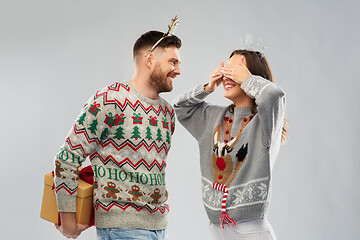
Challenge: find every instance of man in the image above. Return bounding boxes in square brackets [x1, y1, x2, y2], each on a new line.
[54, 29, 181, 239]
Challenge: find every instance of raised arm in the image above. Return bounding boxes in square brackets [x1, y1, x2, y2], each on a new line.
[241, 75, 286, 148]
[174, 61, 225, 141]
[223, 57, 286, 148]
[173, 84, 213, 141]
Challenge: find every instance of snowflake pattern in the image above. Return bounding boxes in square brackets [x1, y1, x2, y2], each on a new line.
[257, 183, 268, 200]
[202, 183, 210, 199]
[201, 177, 269, 210]
[243, 77, 271, 99]
[207, 191, 224, 207]
[233, 188, 246, 205]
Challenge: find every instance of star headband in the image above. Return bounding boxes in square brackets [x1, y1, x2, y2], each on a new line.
[149, 15, 180, 52]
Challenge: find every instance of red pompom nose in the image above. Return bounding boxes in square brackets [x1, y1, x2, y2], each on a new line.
[216, 157, 226, 171]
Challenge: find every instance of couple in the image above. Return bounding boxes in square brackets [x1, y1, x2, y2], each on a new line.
[53, 27, 286, 240]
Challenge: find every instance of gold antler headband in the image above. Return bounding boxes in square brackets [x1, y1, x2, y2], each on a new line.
[149, 15, 180, 52]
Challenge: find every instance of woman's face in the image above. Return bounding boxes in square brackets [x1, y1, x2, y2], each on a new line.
[223, 54, 247, 102]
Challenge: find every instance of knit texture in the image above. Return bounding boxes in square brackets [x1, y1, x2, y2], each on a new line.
[173, 75, 286, 225]
[54, 81, 175, 230]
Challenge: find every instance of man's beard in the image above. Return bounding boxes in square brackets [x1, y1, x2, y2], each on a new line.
[149, 66, 173, 94]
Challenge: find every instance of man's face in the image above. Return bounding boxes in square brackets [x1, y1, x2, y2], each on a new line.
[149, 46, 181, 93]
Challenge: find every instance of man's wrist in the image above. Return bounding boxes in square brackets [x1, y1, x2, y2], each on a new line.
[60, 212, 77, 226]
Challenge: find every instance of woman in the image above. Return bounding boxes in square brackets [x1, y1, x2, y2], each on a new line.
[173, 49, 287, 240]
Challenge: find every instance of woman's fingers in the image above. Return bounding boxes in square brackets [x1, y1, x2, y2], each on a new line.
[212, 72, 222, 80]
[220, 60, 224, 68]
[207, 63, 226, 92]
[211, 69, 224, 81]
[223, 64, 251, 84]
[223, 67, 233, 79]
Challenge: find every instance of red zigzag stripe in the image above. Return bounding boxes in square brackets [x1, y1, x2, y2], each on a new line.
[55, 185, 77, 195]
[70, 127, 169, 155]
[66, 137, 91, 157]
[95, 89, 174, 116]
[107, 82, 130, 92]
[73, 125, 99, 145]
[90, 154, 166, 168]
[94, 202, 169, 214]
[99, 140, 170, 154]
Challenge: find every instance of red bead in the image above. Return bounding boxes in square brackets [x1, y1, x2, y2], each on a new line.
[229, 119, 233, 123]
[225, 130, 229, 134]
[231, 137, 234, 140]
[224, 117, 229, 121]
[250, 116, 253, 120]
[224, 139, 229, 143]
[243, 118, 247, 122]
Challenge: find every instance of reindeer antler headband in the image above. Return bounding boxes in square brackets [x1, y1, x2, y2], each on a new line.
[149, 15, 180, 52]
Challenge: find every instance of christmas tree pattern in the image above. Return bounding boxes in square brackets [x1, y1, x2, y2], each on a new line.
[162, 118, 169, 129]
[100, 128, 109, 140]
[88, 119, 98, 134]
[115, 126, 125, 140]
[145, 126, 153, 140]
[148, 116, 158, 127]
[166, 131, 170, 144]
[132, 113, 143, 124]
[88, 101, 101, 116]
[156, 128, 163, 142]
[77, 112, 86, 126]
[131, 126, 141, 140]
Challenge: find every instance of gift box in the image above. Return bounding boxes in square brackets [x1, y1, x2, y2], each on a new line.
[40, 166, 94, 226]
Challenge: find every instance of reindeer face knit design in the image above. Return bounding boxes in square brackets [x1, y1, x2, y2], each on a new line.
[173, 75, 286, 226]
[54, 81, 175, 230]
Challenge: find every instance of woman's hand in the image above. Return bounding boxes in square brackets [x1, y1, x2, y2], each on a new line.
[223, 57, 251, 85]
[205, 61, 224, 92]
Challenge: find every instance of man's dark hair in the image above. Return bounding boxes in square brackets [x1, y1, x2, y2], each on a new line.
[133, 31, 182, 58]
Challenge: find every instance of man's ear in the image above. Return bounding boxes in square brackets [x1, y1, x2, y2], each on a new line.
[144, 52, 154, 69]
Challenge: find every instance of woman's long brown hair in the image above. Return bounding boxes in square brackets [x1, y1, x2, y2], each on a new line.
[229, 50, 288, 144]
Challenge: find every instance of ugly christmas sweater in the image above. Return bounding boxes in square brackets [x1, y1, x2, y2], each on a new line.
[54, 81, 175, 230]
[173, 75, 286, 226]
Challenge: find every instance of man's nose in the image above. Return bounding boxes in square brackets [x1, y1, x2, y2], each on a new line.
[174, 65, 181, 75]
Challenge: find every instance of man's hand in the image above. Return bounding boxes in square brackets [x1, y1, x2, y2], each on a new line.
[205, 61, 224, 92]
[55, 212, 88, 239]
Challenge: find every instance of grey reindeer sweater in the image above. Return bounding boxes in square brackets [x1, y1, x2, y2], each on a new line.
[173, 75, 286, 225]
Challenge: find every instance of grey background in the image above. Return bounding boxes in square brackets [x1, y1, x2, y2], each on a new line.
[1, 0, 359, 239]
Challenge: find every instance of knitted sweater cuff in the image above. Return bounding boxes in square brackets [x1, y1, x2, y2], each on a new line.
[172, 84, 211, 107]
[56, 194, 77, 212]
[241, 75, 271, 99]
[194, 84, 212, 100]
